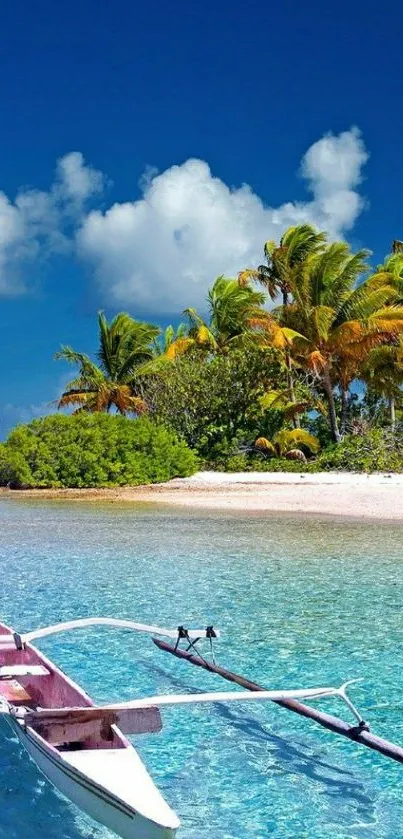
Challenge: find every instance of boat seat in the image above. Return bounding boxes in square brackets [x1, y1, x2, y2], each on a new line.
[0, 665, 50, 679]
[0, 679, 32, 705]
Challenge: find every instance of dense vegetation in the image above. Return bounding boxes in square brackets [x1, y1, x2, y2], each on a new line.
[143, 347, 286, 461]
[210, 429, 403, 474]
[3, 226, 403, 484]
[0, 415, 198, 488]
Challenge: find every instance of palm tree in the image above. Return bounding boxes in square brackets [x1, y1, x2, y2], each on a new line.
[183, 275, 267, 352]
[277, 243, 403, 442]
[239, 225, 327, 421]
[239, 224, 327, 305]
[56, 312, 160, 414]
[361, 342, 403, 430]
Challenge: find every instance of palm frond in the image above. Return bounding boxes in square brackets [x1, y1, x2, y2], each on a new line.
[312, 306, 334, 341]
[184, 307, 207, 331]
[369, 306, 403, 323]
[58, 389, 98, 409]
[259, 390, 308, 417]
[259, 390, 289, 410]
[56, 347, 104, 382]
[361, 343, 403, 397]
[164, 336, 194, 359]
[55, 346, 93, 367]
[273, 428, 320, 455]
[237, 269, 259, 287]
[97, 312, 159, 379]
[254, 264, 278, 299]
[117, 346, 156, 381]
[97, 311, 114, 375]
[334, 283, 397, 325]
[254, 437, 276, 455]
[112, 385, 147, 415]
[305, 349, 327, 373]
[281, 225, 327, 267]
[56, 311, 160, 416]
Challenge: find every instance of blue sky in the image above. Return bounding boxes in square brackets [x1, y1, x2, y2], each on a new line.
[0, 0, 402, 437]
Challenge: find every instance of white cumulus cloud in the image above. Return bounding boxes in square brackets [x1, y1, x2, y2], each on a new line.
[0, 152, 105, 295]
[0, 129, 369, 306]
[56, 151, 106, 205]
[77, 127, 369, 314]
[300, 127, 368, 233]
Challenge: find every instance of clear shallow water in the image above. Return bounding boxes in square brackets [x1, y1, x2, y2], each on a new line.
[1, 500, 403, 839]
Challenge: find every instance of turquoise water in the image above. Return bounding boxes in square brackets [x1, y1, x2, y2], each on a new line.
[1, 500, 403, 839]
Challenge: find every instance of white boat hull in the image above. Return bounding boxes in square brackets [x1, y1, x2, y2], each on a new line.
[7, 717, 178, 839]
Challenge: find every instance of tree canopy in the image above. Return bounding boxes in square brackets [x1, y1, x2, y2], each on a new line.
[56, 312, 159, 414]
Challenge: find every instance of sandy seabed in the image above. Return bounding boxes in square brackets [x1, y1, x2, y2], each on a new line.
[2, 471, 403, 521]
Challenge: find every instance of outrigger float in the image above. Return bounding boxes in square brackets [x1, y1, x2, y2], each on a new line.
[1, 617, 403, 839]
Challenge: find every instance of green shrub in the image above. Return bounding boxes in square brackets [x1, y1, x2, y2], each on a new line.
[143, 347, 287, 457]
[0, 444, 37, 487]
[205, 450, 319, 473]
[0, 414, 198, 488]
[317, 429, 403, 473]
[217, 453, 249, 472]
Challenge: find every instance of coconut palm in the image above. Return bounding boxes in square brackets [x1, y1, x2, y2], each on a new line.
[277, 243, 403, 441]
[239, 226, 327, 421]
[183, 275, 267, 352]
[56, 312, 160, 414]
[361, 342, 403, 430]
[239, 224, 327, 305]
[332, 250, 403, 432]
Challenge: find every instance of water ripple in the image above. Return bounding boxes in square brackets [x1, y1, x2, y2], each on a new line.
[1, 500, 403, 838]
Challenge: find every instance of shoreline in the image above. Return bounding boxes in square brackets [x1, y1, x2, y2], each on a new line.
[2, 471, 403, 521]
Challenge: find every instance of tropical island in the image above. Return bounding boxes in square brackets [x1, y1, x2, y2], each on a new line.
[2, 224, 403, 517]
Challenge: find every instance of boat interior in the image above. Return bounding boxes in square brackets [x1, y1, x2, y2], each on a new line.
[0, 622, 125, 750]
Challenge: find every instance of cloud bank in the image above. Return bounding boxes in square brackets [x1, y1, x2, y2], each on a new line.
[0, 128, 368, 310]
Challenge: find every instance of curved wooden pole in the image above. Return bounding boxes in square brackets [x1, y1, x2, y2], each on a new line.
[153, 638, 403, 765]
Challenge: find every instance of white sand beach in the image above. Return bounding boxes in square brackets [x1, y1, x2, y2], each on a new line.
[3, 471, 403, 521]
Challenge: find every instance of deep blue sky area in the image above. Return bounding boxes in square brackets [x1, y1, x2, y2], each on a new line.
[0, 0, 402, 436]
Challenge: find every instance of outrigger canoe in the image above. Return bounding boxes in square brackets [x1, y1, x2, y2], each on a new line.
[1, 617, 403, 838]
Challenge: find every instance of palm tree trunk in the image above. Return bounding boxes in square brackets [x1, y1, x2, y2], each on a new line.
[286, 351, 300, 429]
[322, 370, 341, 443]
[281, 286, 300, 426]
[390, 396, 396, 431]
[340, 387, 348, 437]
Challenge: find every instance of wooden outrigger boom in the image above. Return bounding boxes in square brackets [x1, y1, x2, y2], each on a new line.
[153, 637, 403, 766]
[22, 682, 361, 731]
